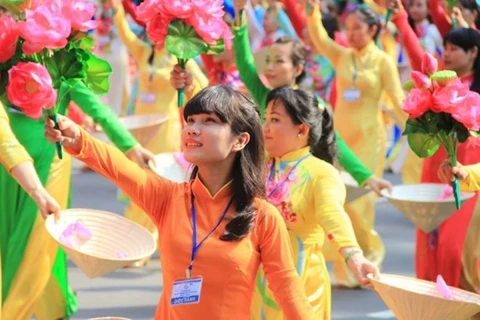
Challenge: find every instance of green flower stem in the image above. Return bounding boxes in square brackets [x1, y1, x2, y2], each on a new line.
[452, 17, 457, 29]
[177, 57, 187, 108]
[385, 9, 392, 27]
[46, 109, 63, 160]
[440, 132, 460, 209]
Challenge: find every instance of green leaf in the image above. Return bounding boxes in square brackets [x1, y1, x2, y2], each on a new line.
[44, 50, 86, 89]
[82, 51, 112, 95]
[205, 39, 225, 55]
[435, 112, 454, 133]
[407, 133, 441, 158]
[0, 0, 27, 13]
[403, 118, 427, 135]
[70, 33, 96, 51]
[455, 122, 470, 143]
[165, 19, 208, 60]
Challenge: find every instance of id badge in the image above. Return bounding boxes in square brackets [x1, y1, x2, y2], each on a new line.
[140, 92, 156, 104]
[343, 88, 361, 102]
[170, 277, 203, 306]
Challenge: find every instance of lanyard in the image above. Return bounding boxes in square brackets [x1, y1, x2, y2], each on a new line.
[267, 153, 311, 197]
[187, 194, 233, 278]
[351, 51, 372, 84]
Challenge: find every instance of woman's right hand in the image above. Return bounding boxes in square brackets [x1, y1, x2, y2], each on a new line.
[44, 114, 82, 152]
[438, 160, 469, 183]
[170, 64, 195, 99]
[30, 186, 61, 220]
[386, 0, 404, 20]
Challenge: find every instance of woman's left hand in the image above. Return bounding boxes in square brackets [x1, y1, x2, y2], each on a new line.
[346, 252, 379, 288]
[126, 145, 155, 168]
[365, 176, 393, 196]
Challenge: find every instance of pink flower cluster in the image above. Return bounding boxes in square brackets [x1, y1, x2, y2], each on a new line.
[402, 53, 480, 131]
[0, 0, 98, 55]
[136, 0, 233, 49]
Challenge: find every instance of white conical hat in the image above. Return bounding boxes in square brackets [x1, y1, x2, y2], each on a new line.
[45, 209, 157, 279]
[339, 171, 371, 203]
[93, 114, 169, 146]
[369, 274, 480, 320]
[381, 184, 475, 233]
[149, 152, 191, 183]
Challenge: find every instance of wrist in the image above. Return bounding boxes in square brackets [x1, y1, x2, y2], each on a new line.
[28, 185, 45, 200]
[341, 247, 363, 263]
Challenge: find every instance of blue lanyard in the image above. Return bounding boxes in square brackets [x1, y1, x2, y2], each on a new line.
[267, 153, 311, 197]
[187, 194, 233, 278]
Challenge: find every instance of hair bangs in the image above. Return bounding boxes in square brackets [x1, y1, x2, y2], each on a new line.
[183, 85, 235, 124]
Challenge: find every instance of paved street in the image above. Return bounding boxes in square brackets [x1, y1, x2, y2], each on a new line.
[69, 165, 412, 320]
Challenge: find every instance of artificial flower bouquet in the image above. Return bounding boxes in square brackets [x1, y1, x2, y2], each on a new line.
[402, 52, 480, 209]
[136, 0, 233, 107]
[0, 0, 112, 159]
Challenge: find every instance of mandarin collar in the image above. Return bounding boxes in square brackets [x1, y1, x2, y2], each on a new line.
[271, 146, 311, 163]
[191, 176, 233, 201]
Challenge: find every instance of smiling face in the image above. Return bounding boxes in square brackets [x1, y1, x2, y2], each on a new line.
[182, 113, 242, 165]
[265, 42, 302, 88]
[263, 99, 309, 158]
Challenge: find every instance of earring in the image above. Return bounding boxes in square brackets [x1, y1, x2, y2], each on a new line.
[297, 133, 302, 137]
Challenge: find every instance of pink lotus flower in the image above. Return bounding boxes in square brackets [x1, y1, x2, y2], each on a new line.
[162, 0, 194, 19]
[146, 14, 173, 48]
[192, 0, 225, 20]
[6, 62, 57, 120]
[267, 180, 289, 207]
[0, 15, 19, 63]
[136, 0, 164, 23]
[402, 88, 432, 118]
[421, 52, 438, 75]
[450, 92, 480, 131]
[18, 1, 71, 54]
[187, 15, 233, 48]
[411, 71, 431, 89]
[61, 0, 98, 31]
[432, 79, 470, 113]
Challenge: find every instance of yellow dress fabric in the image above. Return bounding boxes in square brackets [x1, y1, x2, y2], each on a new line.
[251, 147, 359, 320]
[0, 103, 31, 320]
[3, 155, 72, 320]
[307, 5, 407, 287]
[114, 5, 208, 244]
[0, 104, 32, 173]
[0, 105, 71, 319]
[460, 163, 480, 319]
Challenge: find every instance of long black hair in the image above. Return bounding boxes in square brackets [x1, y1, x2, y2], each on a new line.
[459, 0, 480, 29]
[444, 27, 480, 93]
[183, 85, 266, 241]
[265, 86, 337, 164]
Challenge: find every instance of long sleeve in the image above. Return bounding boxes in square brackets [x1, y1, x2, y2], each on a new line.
[233, 22, 270, 114]
[187, 58, 209, 94]
[335, 132, 373, 185]
[306, 5, 345, 67]
[281, 0, 306, 37]
[121, 0, 145, 27]
[200, 54, 220, 84]
[428, 0, 451, 37]
[0, 105, 32, 172]
[67, 129, 174, 225]
[461, 163, 480, 192]
[276, 6, 298, 38]
[69, 81, 138, 153]
[113, 5, 149, 61]
[312, 163, 359, 251]
[258, 202, 315, 320]
[393, 10, 423, 71]
[380, 53, 408, 130]
[246, 2, 266, 52]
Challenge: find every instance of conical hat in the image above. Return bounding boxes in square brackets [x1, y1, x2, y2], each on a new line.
[148, 152, 191, 183]
[381, 184, 475, 233]
[369, 274, 480, 320]
[45, 209, 157, 279]
[93, 114, 169, 146]
[339, 171, 371, 203]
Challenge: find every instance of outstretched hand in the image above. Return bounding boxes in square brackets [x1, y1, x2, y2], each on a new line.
[44, 114, 82, 151]
[438, 160, 469, 183]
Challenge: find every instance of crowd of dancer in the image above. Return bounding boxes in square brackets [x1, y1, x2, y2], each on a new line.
[2, 0, 480, 319]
